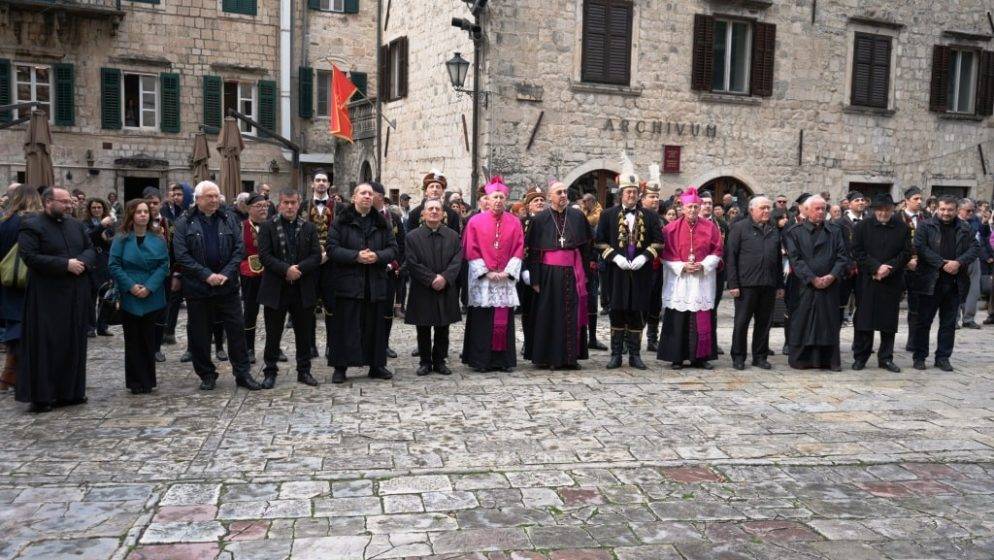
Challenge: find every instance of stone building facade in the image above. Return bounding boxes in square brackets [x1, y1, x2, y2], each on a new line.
[383, 0, 994, 205]
[0, 0, 375, 202]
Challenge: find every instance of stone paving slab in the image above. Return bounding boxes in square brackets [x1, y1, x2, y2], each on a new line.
[0, 307, 993, 558]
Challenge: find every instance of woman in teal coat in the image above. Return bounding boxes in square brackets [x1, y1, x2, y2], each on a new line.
[108, 200, 170, 394]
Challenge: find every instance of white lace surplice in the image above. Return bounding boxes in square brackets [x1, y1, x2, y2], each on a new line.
[660, 255, 721, 312]
[467, 257, 522, 308]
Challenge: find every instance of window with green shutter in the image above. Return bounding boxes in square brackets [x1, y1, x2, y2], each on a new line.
[350, 71, 367, 98]
[0, 59, 11, 124]
[222, 0, 256, 16]
[101, 67, 122, 130]
[160, 72, 180, 133]
[298, 67, 313, 119]
[258, 79, 276, 137]
[344, 0, 358, 13]
[203, 75, 222, 131]
[53, 63, 74, 126]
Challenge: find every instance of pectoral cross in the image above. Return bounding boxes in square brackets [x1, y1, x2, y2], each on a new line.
[558, 236, 566, 248]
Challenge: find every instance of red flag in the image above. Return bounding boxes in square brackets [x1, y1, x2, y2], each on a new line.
[328, 65, 358, 143]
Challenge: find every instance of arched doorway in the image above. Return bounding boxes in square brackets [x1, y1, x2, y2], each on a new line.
[360, 160, 373, 184]
[700, 176, 753, 211]
[569, 169, 616, 208]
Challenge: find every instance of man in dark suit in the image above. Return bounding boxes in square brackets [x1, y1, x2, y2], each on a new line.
[256, 188, 324, 388]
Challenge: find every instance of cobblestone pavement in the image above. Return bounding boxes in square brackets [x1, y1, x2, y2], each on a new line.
[1, 305, 994, 559]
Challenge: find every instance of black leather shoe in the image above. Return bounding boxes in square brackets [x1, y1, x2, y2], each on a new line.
[691, 361, 714, 370]
[879, 361, 901, 373]
[411, 348, 420, 357]
[588, 338, 608, 351]
[310, 347, 319, 359]
[913, 360, 927, 370]
[297, 372, 319, 386]
[716, 345, 724, 355]
[606, 354, 623, 369]
[753, 360, 772, 370]
[331, 369, 347, 384]
[732, 360, 746, 371]
[629, 354, 647, 370]
[852, 361, 865, 371]
[155, 351, 166, 363]
[984, 316, 994, 325]
[199, 377, 216, 391]
[416, 365, 432, 376]
[962, 321, 982, 330]
[29, 402, 53, 413]
[216, 349, 228, 362]
[781, 344, 789, 355]
[828, 366, 842, 372]
[935, 359, 954, 372]
[97, 329, 113, 337]
[904, 344, 915, 352]
[87, 330, 96, 338]
[180, 351, 193, 363]
[235, 375, 262, 391]
[386, 348, 398, 359]
[249, 355, 257, 364]
[261, 374, 277, 389]
[278, 351, 289, 362]
[671, 362, 683, 370]
[369, 366, 393, 380]
[435, 363, 452, 375]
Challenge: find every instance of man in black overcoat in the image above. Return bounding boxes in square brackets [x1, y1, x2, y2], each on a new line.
[851, 193, 911, 372]
[405, 199, 462, 376]
[257, 188, 324, 388]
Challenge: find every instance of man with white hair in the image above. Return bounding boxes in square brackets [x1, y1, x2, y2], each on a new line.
[172, 181, 262, 391]
[726, 196, 782, 370]
[781, 195, 850, 371]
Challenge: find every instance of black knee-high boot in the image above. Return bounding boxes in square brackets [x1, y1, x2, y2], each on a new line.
[588, 314, 607, 350]
[606, 329, 624, 369]
[627, 330, 647, 370]
[645, 317, 659, 352]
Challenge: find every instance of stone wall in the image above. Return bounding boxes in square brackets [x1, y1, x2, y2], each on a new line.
[473, 0, 994, 201]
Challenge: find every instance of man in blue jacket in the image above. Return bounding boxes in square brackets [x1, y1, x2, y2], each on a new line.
[172, 181, 262, 391]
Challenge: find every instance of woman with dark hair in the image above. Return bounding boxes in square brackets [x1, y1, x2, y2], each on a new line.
[84, 197, 116, 336]
[108, 200, 169, 394]
[0, 185, 43, 391]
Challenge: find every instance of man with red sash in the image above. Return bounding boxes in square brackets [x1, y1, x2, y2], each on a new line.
[526, 181, 594, 370]
[595, 160, 664, 370]
[657, 188, 724, 370]
[239, 194, 271, 364]
[461, 177, 525, 372]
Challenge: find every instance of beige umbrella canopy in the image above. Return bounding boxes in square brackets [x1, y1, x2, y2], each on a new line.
[216, 117, 244, 202]
[24, 110, 55, 191]
[191, 132, 211, 185]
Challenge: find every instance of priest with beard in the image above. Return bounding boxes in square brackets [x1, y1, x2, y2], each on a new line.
[325, 183, 399, 383]
[657, 188, 724, 370]
[16, 187, 96, 413]
[782, 195, 850, 371]
[527, 180, 594, 369]
[462, 177, 525, 372]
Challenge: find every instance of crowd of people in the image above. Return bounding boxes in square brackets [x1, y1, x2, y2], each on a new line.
[0, 156, 990, 412]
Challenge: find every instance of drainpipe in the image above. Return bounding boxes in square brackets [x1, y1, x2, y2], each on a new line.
[279, 0, 296, 186]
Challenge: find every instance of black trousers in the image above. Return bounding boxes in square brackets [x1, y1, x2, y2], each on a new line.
[241, 275, 261, 353]
[730, 286, 776, 363]
[913, 279, 960, 362]
[263, 302, 314, 375]
[122, 310, 157, 391]
[416, 325, 450, 367]
[186, 294, 250, 380]
[905, 290, 920, 350]
[166, 289, 183, 334]
[853, 330, 895, 364]
[609, 309, 643, 330]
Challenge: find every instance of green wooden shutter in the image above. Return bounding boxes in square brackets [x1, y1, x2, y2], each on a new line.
[307, 0, 320, 9]
[258, 79, 276, 137]
[344, 0, 359, 13]
[53, 63, 75, 126]
[100, 67, 122, 130]
[160, 72, 180, 133]
[298, 66, 313, 118]
[0, 59, 10, 124]
[350, 71, 367, 97]
[203, 75, 222, 131]
[222, 0, 255, 15]
[242, 0, 257, 16]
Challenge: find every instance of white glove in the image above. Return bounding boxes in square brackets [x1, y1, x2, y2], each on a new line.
[521, 270, 531, 286]
[612, 255, 631, 270]
[630, 255, 648, 270]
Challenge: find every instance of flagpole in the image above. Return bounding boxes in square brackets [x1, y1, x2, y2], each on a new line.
[375, 0, 383, 182]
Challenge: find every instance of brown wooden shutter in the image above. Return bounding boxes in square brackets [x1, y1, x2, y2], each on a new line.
[691, 14, 715, 91]
[975, 50, 994, 116]
[581, 0, 608, 83]
[750, 22, 776, 97]
[851, 33, 890, 108]
[604, 1, 633, 85]
[929, 45, 950, 112]
[378, 43, 391, 100]
[397, 36, 409, 99]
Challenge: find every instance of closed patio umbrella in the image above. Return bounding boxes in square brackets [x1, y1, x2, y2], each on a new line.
[191, 132, 211, 186]
[216, 117, 244, 202]
[24, 110, 55, 191]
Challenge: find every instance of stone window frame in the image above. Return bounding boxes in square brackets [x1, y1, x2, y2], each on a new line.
[928, 180, 975, 199]
[842, 21, 901, 115]
[570, 0, 642, 97]
[121, 72, 160, 131]
[12, 61, 53, 123]
[710, 17, 754, 95]
[945, 47, 980, 114]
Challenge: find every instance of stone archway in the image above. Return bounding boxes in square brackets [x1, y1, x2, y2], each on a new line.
[699, 175, 754, 213]
[563, 158, 622, 208]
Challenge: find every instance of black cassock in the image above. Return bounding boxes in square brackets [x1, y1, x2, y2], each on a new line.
[594, 206, 664, 313]
[16, 213, 96, 405]
[782, 221, 850, 369]
[404, 225, 463, 327]
[852, 216, 911, 333]
[526, 207, 593, 368]
[517, 215, 537, 360]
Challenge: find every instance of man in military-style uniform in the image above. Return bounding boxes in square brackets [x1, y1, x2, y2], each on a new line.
[301, 170, 344, 359]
